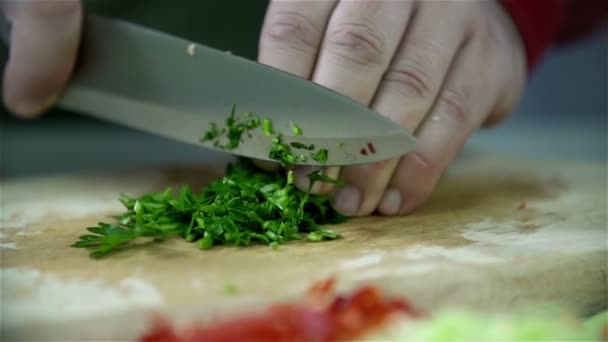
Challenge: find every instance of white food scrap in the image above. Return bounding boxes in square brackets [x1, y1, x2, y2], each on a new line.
[187, 43, 197, 56]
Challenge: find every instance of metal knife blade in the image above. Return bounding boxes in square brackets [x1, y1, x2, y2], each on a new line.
[2, 14, 417, 166]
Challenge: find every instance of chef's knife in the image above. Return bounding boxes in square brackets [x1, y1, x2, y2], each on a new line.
[0, 14, 416, 166]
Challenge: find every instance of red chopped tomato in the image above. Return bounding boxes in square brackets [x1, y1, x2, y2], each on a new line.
[139, 278, 419, 342]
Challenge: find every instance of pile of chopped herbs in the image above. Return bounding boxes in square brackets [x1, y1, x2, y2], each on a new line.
[72, 106, 347, 258]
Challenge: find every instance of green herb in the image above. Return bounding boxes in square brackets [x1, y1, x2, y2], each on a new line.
[286, 170, 295, 185]
[268, 134, 297, 166]
[307, 170, 346, 189]
[200, 106, 333, 168]
[262, 119, 273, 137]
[311, 148, 329, 164]
[307, 229, 340, 242]
[290, 142, 315, 150]
[290, 122, 302, 136]
[200, 105, 260, 150]
[74, 107, 348, 258]
[224, 282, 238, 295]
[72, 159, 346, 257]
[71, 222, 180, 258]
[198, 233, 214, 250]
[201, 122, 222, 143]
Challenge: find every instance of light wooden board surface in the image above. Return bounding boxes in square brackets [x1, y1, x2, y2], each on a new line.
[1, 152, 606, 340]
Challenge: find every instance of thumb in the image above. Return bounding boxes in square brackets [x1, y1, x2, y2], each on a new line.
[1, 0, 82, 118]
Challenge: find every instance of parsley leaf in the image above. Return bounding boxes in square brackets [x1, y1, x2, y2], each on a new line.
[311, 148, 329, 164]
[72, 160, 345, 258]
[200, 105, 261, 150]
[307, 170, 346, 190]
[290, 141, 315, 150]
[262, 119, 274, 137]
[290, 122, 302, 136]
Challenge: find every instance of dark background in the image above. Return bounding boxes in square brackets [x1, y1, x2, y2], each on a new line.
[1, 0, 606, 178]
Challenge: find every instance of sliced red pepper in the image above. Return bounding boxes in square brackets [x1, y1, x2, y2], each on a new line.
[139, 278, 419, 342]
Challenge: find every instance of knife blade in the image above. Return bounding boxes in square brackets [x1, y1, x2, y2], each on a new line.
[0, 14, 416, 166]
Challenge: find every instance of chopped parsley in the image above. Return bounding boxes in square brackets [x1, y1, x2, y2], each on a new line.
[72, 106, 347, 258]
[290, 142, 315, 150]
[290, 122, 302, 136]
[268, 134, 297, 166]
[200, 105, 260, 150]
[262, 119, 274, 137]
[72, 159, 345, 257]
[307, 170, 345, 189]
[311, 149, 329, 164]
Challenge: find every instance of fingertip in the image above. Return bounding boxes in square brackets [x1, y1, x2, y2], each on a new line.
[2, 87, 58, 119]
[377, 188, 402, 216]
[338, 159, 400, 216]
[331, 185, 361, 217]
[397, 186, 436, 216]
[397, 197, 418, 216]
[383, 152, 441, 216]
[1, 0, 82, 119]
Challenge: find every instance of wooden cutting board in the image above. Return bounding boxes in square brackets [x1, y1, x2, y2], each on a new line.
[1, 152, 606, 341]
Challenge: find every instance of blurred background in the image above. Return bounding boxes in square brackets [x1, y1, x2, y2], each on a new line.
[0, 0, 606, 178]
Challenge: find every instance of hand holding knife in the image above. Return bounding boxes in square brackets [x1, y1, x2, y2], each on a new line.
[0, 13, 416, 167]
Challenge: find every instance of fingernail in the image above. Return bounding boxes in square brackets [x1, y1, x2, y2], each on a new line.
[332, 186, 361, 216]
[379, 188, 401, 215]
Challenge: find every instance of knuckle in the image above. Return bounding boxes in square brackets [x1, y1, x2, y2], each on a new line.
[29, 0, 81, 18]
[3, 90, 48, 118]
[412, 151, 437, 178]
[262, 11, 320, 51]
[398, 111, 427, 132]
[438, 87, 473, 126]
[325, 23, 387, 67]
[383, 38, 448, 99]
[383, 62, 436, 99]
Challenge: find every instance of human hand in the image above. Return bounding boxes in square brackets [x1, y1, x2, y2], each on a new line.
[1, 0, 82, 118]
[257, 0, 527, 216]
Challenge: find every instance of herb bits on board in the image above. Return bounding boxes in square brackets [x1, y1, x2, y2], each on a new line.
[72, 106, 346, 257]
